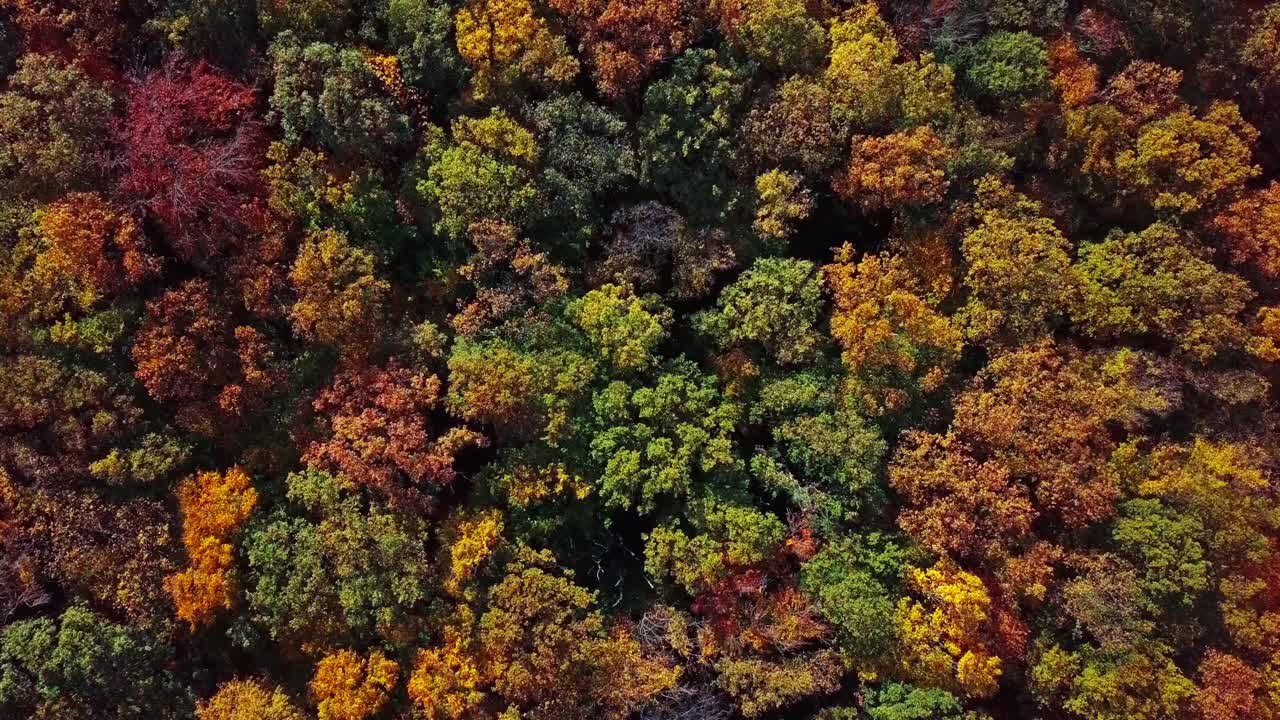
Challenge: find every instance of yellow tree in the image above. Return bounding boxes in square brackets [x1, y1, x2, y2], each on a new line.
[455, 0, 579, 99]
[896, 561, 1003, 699]
[197, 680, 306, 720]
[824, 246, 962, 416]
[310, 649, 399, 720]
[289, 228, 389, 358]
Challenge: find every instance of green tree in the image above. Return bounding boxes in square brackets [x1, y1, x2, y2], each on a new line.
[269, 34, 410, 161]
[0, 606, 188, 719]
[0, 54, 113, 202]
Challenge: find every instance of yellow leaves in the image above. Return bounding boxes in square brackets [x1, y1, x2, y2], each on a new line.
[310, 649, 399, 720]
[166, 468, 257, 629]
[896, 561, 1003, 699]
[455, 0, 578, 99]
[361, 51, 413, 107]
[499, 463, 593, 507]
[753, 169, 813, 243]
[1115, 101, 1259, 214]
[289, 228, 389, 356]
[824, 246, 961, 413]
[1251, 306, 1280, 362]
[443, 509, 505, 596]
[409, 614, 487, 719]
[452, 109, 540, 165]
[197, 679, 306, 720]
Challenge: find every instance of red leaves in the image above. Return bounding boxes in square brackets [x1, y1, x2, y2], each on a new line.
[116, 59, 264, 260]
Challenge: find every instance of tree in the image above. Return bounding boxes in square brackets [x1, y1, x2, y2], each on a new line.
[1242, 3, 1280, 95]
[289, 228, 389, 357]
[959, 177, 1075, 348]
[1071, 223, 1253, 360]
[116, 59, 263, 260]
[166, 467, 258, 629]
[799, 536, 903, 667]
[891, 431, 1034, 563]
[387, 0, 468, 95]
[416, 110, 541, 240]
[304, 363, 486, 503]
[547, 0, 697, 99]
[1110, 498, 1210, 614]
[594, 202, 736, 300]
[566, 284, 670, 374]
[1115, 101, 1259, 215]
[638, 48, 751, 223]
[131, 280, 282, 436]
[269, 35, 410, 161]
[529, 93, 635, 249]
[30, 193, 158, 314]
[9, 484, 178, 624]
[409, 548, 678, 719]
[896, 561, 1003, 699]
[752, 169, 814, 246]
[824, 247, 962, 417]
[932, 342, 1170, 529]
[695, 257, 824, 366]
[197, 680, 306, 720]
[0, 606, 188, 719]
[244, 469, 433, 648]
[454, 0, 578, 100]
[959, 31, 1050, 101]
[447, 335, 595, 444]
[310, 649, 398, 720]
[750, 371, 887, 526]
[452, 220, 567, 337]
[589, 359, 741, 512]
[823, 4, 954, 130]
[0, 53, 113, 202]
[0, 354, 142, 485]
[835, 127, 952, 212]
[711, 0, 826, 73]
[741, 78, 850, 176]
[1210, 181, 1280, 278]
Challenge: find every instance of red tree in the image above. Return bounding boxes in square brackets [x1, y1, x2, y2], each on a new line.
[116, 58, 264, 260]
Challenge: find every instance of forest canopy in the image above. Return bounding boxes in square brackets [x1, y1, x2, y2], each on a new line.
[5, 0, 1280, 719]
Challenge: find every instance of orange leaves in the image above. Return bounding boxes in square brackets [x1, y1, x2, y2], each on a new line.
[890, 431, 1035, 563]
[166, 468, 257, 629]
[548, 0, 697, 98]
[834, 127, 952, 212]
[35, 192, 158, 304]
[304, 363, 486, 504]
[310, 649, 399, 720]
[131, 280, 282, 435]
[1212, 181, 1280, 279]
[1048, 38, 1098, 109]
[824, 246, 961, 414]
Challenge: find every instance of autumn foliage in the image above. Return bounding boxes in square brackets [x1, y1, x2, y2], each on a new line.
[8, 2, 1280, 720]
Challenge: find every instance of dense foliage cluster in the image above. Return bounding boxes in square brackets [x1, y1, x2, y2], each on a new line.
[6, 1, 1280, 718]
